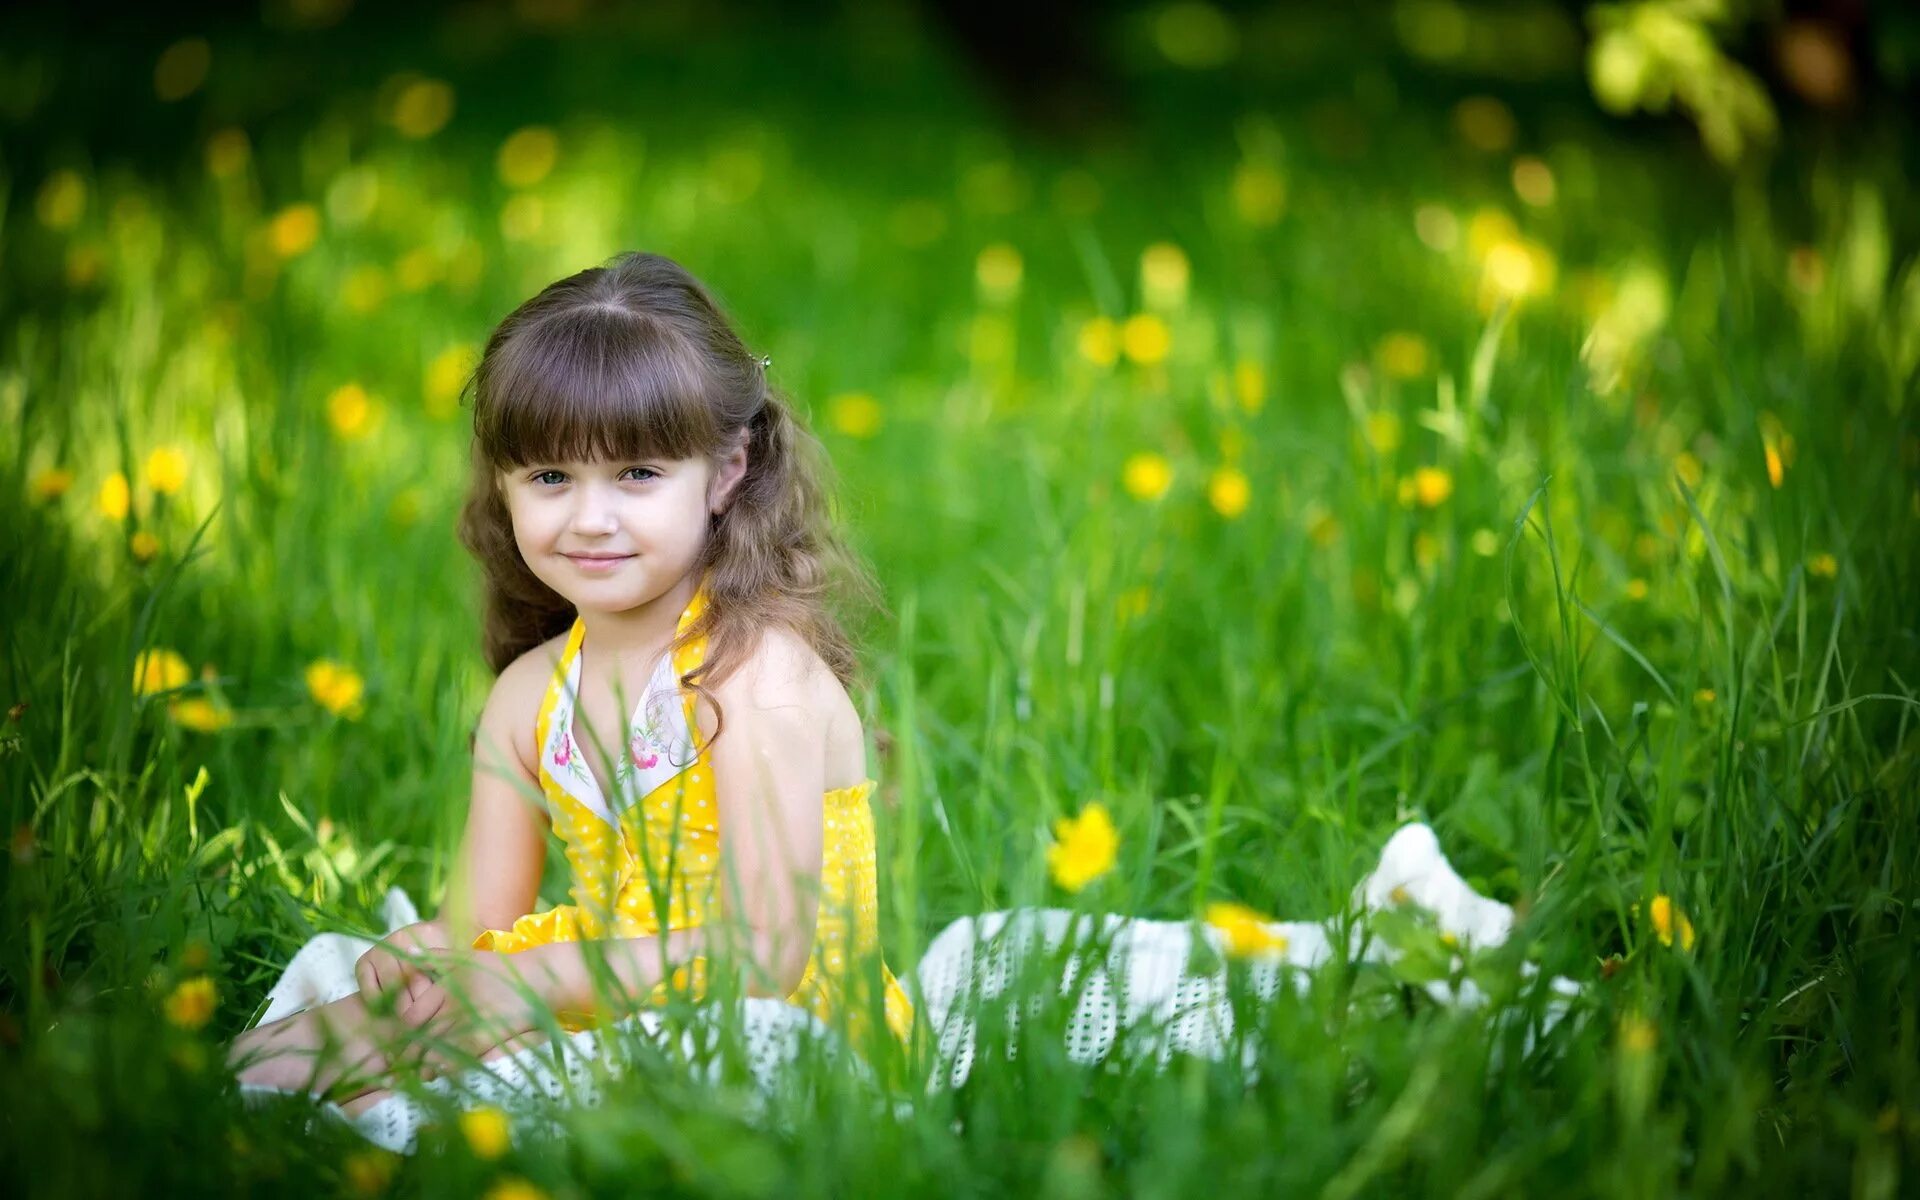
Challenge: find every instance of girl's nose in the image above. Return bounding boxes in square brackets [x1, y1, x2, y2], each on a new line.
[568, 489, 620, 534]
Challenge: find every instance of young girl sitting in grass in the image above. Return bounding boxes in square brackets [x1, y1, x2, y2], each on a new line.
[228, 250, 915, 1143]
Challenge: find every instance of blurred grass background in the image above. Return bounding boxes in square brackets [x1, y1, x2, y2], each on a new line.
[2, 0, 1918, 1194]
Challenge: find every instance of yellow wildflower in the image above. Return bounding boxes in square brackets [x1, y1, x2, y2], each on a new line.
[1120, 314, 1171, 365]
[1047, 802, 1119, 893]
[31, 467, 74, 501]
[1232, 359, 1265, 413]
[1139, 242, 1190, 308]
[1510, 156, 1556, 206]
[134, 648, 192, 696]
[1625, 578, 1649, 601]
[305, 660, 366, 719]
[395, 246, 440, 291]
[99, 471, 131, 521]
[975, 243, 1023, 304]
[1122, 452, 1173, 502]
[828, 392, 882, 439]
[1205, 901, 1289, 958]
[168, 697, 234, 733]
[459, 1105, 512, 1160]
[1647, 894, 1696, 952]
[391, 77, 455, 139]
[1377, 332, 1431, 380]
[144, 445, 190, 496]
[1806, 553, 1837, 579]
[343, 1148, 398, 1195]
[497, 126, 558, 188]
[1694, 688, 1715, 707]
[154, 36, 210, 102]
[326, 383, 374, 439]
[269, 204, 320, 258]
[36, 169, 88, 231]
[1365, 411, 1403, 455]
[1207, 466, 1250, 519]
[130, 530, 161, 563]
[1410, 466, 1453, 508]
[425, 344, 478, 419]
[1230, 161, 1286, 227]
[1618, 1012, 1658, 1054]
[1077, 316, 1119, 367]
[164, 975, 217, 1029]
[481, 1179, 548, 1200]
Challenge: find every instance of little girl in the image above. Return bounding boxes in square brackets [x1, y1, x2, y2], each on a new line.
[229, 251, 915, 1137]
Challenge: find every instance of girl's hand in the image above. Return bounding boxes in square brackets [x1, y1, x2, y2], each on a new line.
[355, 919, 454, 1013]
[393, 949, 546, 1065]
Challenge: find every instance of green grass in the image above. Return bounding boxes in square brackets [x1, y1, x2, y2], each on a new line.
[3, 5, 1918, 1196]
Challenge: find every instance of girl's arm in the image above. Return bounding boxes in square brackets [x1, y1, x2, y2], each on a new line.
[435, 650, 553, 943]
[358, 655, 552, 1005]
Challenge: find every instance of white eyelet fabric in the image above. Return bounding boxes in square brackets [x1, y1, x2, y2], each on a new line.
[238, 823, 1582, 1152]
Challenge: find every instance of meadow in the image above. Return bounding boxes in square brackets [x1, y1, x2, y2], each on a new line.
[2, 3, 1917, 1195]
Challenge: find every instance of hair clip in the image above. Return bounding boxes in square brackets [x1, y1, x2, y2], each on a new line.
[757, 354, 772, 371]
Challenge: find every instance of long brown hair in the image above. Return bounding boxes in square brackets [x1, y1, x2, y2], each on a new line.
[455, 251, 885, 743]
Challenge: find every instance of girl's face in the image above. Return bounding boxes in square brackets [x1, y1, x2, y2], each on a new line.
[498, 437, 747, 614]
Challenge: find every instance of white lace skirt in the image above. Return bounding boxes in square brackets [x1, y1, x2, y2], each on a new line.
[238, 823, 1581, 1153]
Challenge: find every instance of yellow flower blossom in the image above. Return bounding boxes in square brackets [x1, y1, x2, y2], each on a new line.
[31, 467, 74, 501]
[99, 471, 131, 521]
[164, 975, 217, 1029]
[144, 445, 190, 496]
[1047, 802, 1119, 893]
[1120, 314, 1171, 365]
[1122, 452, 1173, 501]
[269, 204, 321, 258]
[37, 169, 88, 231]
[481, 1179, 548, 1200]
[1076, 317, 1119, 367]
[828, 392, 882, 439]
[1410, 466, 1453, 508]
[1377, 332, 1431, 380]
[1232, 359, 1265, 413]
[1365, 411, 1403, 455]
[974, 243, 1023, 304]
[1694, 688, 1715, 707]
[459, 1105, 512, 1159]
[1625, 578, 1649, 600]
[425, 343, 478, 419]
[168, 697, 233, 733]
[391, 77, 455, 139]
[1648, 894, 1696, 951]
[1806, 553, 1837, 578]
[306, 660, 366, 719]
[343, 1149, 398, 1196]
[1618, 1012, 1658, 1054]
[1207, 466, 1250, 519]
[326, 383, 375, 439]
[497, 126, 559, 188]
[1114, 585, 1152, 626]
[130, 530, 161, 563]
[1511, 156, 1556, 206]
[134, 648, 192, 696]
[1205, 901, 1289, 958]
[1230, 161, 1286, 227]
[1140, 242, 1190, 309]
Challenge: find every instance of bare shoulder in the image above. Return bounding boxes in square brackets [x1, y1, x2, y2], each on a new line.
[473, 629, 571, 774]
[703, 625, 866, 788]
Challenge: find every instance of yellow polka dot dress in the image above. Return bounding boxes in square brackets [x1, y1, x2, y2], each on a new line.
[471, 583, 914, 1048]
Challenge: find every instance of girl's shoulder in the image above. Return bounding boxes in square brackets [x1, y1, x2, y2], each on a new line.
[699, 622, 863, 778]
[473, 628, 576, 773]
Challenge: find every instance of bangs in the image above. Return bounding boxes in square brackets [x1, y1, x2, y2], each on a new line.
[475, 308, 723, 468]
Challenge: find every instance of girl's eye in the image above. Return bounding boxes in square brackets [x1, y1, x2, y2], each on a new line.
[531, 470, 566, 486]
[621, 467, 659, 482]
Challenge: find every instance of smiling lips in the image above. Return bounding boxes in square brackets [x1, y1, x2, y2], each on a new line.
[565, 553, 633, 572]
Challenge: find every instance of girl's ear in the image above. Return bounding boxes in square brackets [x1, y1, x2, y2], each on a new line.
[710, 428, 750, 515]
